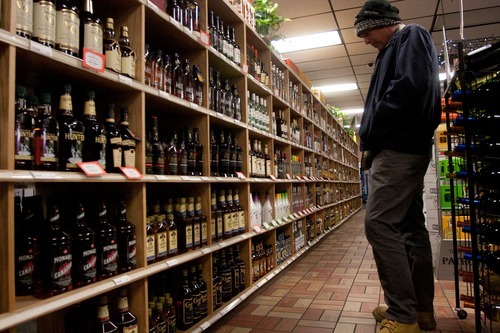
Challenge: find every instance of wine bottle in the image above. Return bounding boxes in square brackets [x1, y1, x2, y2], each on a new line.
[120, 107, 139, 168]
[71, 201, 97, 287]
[189, 265, 201, 323]
[176, 268, 193, 330]
[34, 92, 59, 170]
[80, 0, 102, 56]
[114, 288, 138, 333]
[104, 104, 122, 173]
[95, 202, 118, 280]
[16, 0, 33, 39]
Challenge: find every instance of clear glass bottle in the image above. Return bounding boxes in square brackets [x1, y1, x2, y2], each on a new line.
[103, 18, 121, 73]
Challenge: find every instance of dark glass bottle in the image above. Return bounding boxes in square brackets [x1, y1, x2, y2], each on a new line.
[218, 190, 231, 239]
[119, 26, 136, 78]
[232, 85, 241, 121]
[227, 132, 236, 177]
[146, 217, 156, 265]
[165, 199, 178, 257]
[34, 202, 73, 298]
[72, 201, 97, 287]
[226, 189, 238, 237]
[195, 196, 208, 247]
[114, 288, 138, 333]
[175, 197, 188, 253]
[219, 130, 230, 177]
[234, 135, 242, 175]
[185, 197, 195, 251]
[57, 84, 85, 171]
[153, 302, 167, 333]
[193, 128, 204, 176]
[104, 104, 122, 173]
[80, 0, 102, 56]
[15, 86, 34, 170]
[120, 107, 138, 168]
[189, 197, 201, 249]
[165, 130, 178, 176]
[209, 11, 218, 51]
[208, 67, 216, 111]
[234, 244, 246, 292]
[33, 0, 56, 47]
[95, 202, 118, 280]
[55, 0, 80, 57]
[96, 295, 119, 333]
[231, 27, 240, 66]
[177, 131, 188, 176]
[176, 268, 194, 330]
[83, 90, 107, 169]
[148, 307, 157, 333]
[212, 255, 222, 310]
[103, 18, 121, 73]
[233, 189, 245, 234]
[146, 116, 164, 175]
[215, 71, 222, 113]
[186, 128, 197, 176]
[210, 129, 219, 177]
[227, 247, 240, 296]
[197, 263, 208, 319]
[215, 191, 224, 241]
[115, 200, 137, 272]
[219, 249, 232, 302]
[183, 58, 194, 102]
[163, 53, 172, 94]
[33, 92, 59, 170]
[172, 53, 184, 99]
[165, 294, 176, 333]
[155, 212, 168, 262]
[193, 65, 204, 106]
[223, 79, 232, 117]
[210, 192, 218, 243]
[189, 265, 201, 323]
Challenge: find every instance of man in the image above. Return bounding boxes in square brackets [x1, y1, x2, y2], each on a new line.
[354, 1, 441, 332]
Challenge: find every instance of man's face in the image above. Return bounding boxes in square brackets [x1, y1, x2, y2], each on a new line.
[359, 26, 396, 51]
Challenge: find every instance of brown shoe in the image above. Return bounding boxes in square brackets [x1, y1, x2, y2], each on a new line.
[379, 319, 420, 333]
[373, 307, 436, 331]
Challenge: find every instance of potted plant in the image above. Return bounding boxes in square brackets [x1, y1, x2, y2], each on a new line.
[253, 0, 290, 41]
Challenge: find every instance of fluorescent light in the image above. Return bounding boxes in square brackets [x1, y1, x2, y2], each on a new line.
[271, 31, 341, 53]
[439, 71, 454, 81]
[317, 83, 358, 93]
[340, 108, 364, 115]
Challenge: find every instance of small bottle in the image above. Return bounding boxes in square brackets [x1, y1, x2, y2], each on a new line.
[172, 53, 184, 99]
[103, 18, 121, 73]
[154, 49, 164, 90]
[115, 200, 137, 273]
[33, 0, 56, 47]
[55, 0, 80, 57]
[96, 295, 119, 333]
[82, 90, 107, 169]
[71, 201, 97, 287]
[95, 202, 118, 280]
[119, 26, 136, 78]
[15, 86, 34, 170]
[114, 288, 138, 333]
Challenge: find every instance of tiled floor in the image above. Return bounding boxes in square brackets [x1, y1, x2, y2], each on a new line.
[209, 209, 483, 333]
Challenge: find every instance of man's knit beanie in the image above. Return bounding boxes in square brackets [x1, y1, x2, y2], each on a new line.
[354, 0, 402, 37]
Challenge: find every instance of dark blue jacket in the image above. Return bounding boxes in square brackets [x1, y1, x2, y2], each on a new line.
[359, 24, 441, 154]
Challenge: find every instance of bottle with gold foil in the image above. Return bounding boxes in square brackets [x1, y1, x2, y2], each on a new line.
[55, 0, 80, 57]
[80, 0, 103, 56]
[82, 90, 107, 169]
[16, 0, 34, 39]
[103, 17, 121, 73]
[119, 26, 136, 79]
[33, 0, 56, 47]
[57, 84, 84, 171]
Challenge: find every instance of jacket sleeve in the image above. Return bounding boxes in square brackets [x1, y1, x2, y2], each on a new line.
[376, 26, 437, 119]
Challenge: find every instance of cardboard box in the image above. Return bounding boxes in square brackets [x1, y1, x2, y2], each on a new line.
[441, 212, 469, 240]
[439, 183, 464, 209]
[149, 0, 166, 11]
[436, 123, 448, 152]
[425, 208, 440, 232]
[312, 88, 326, 104]
[283, 58, 301, 77]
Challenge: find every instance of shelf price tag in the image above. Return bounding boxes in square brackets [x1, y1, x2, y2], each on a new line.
[30, 40, 53, 57]
[262, 222, 271, 230]
[82, 48, 105, 73]
[199, 30, 210, 46]
[303, 176, 309, 181]
[166, 258, 179, 267]
[269, 174, 277, 181]
[155, 175, 168, 180]
[271, 220, 279, 227]
[252, 225, 262, 233]
[242, 63, 249, 74]
[219, 242, 227, 248]
[235, 172, 246, 180]
[159, 90, 170, 99]
[78, 161, 106, 176]
[120, 167, 143, 179]
[288, 214, 295, 220]
[113, 275, 131, 286]
[31, 171, 58, 179]
[286, 173, 292, 180]
[118, 75, 133, 86]
[200, 322, 211, 331]
[201, 248, 211, 254]
[293, 213, 300, 219]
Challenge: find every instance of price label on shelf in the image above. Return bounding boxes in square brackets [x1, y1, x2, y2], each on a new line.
[30, 40, 53, 57]
[166, 258, 179, 267]
[303, 176, 309, 181]
[201, 248, 211, 254]
[242, 64, 249, 74]
[271, 220, 279, 227]
[31, 171, 58, 179]
[190, 102, 199, 109]
[118, 75, 133, 86]
[293, 213, 300, 219]
[263, 222, 271, 230]
[147, 0, 160, 12]
[159, 90, 170, 99]
[200, 322, 211, 331]
[199, 30, 210, 46]
[219, 242, 227, 248]
[155, 175, 168, 180]
[120, 167, 143, 179]
[240, 234, 248, 240]
[82, 48, 105, 73]
[286, 173, 292, 180]
[269, 174, 277, 181]
[113, 275, 131, 286]
[288, 214, 295, 220]
[235, 172, 246, 180]
[78, 161, 106, 176]
[252, 225, 262, 233]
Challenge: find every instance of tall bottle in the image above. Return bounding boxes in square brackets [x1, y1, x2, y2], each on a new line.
[96, 295, 119, 333]
[114, 288, 138, 333]
[227, 247, 239, 297]
[146, 116, 164, 175]
[104, 104, 122, 173]
[210, 192, 218, 243]
[194, 128, 203, 176]
[72, 201, 97, 287]
[163, 53, 172, 94]
[95, 202, 118, 280]
[16, 0, 33, 39]
[234, 244, 246, 292]
[155, 212, 168, 262]
[34, 202, 73, 298]
[190, 265, 201, 323]
[82, 90, 106, 168]
[165, 130, 179, 176]
[210, 129, 219, 177]
[165, 199, 178, 257]
[219, 130, 230, 177]
[177, 131, 188, 176]
[218, 190, 231, 239]
[193, 65, 204, 106]
[183, 59, 194, 102]
[55, 0, 80, 57]
[227, 132, 236, 177]
[172, 53, 184, 99]
[103, 18, 121, 73]
[80, 0, 103, 56]
[146, 217, 156, 265]
[144, 44, 154, 87]
[233, 189, 245, 234]
[165, 294, 177, 333]
[119, 26, 136, 79]
[33, 0, 56, 47]
[219, 249, 232, 302]
[154, 50, 164, 90]
[58, 84, 85, 171]
[262, 192, 273, 223]
[120, 107, 139, 168]
[15, 86, 35, 170]
[197, 263, 208, 319]
[212, 255, 222, 309]
[33, 92, 59, 170]
[176, 268, 194, 330]
[115, 200, 137, 272]
[195, 196, 208, 247]
[186, 128, 196, 176]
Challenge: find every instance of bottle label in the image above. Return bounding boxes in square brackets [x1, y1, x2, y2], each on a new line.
[217, 216, 223, 238]
[182, 298, 194, 325]
[239, 211, 245, 231]
[15, 129, 34, 161]
[128, 237, 137, 266]
[111, 146, 122, 168]
[63, 130, 84, 169]
[168, 229, 178, 254]
[179, 151, 187, 175]
[97, 304, 110, 321]
[16, 0, 34, 35]
[193, 222, 201, 246]
[79, 246, 97, 280]
[201, 220, 208, 243]
[156, 231, 168, 257]
[105, 47, 121, 73]
[239, 263, 246, 287]
[84, 22, 103, 54]
[185, 225, 193, 248]
[216, 282, 222, 304]
[122, 140, 136, 167]
[83, 99, 96, 116]
[200, 290, 208, 314]
[168, 315, 176, 333]
[233, 269, 240, 290]
[168, 152, 178, 175]
[33, 1, 56, 44]
[102, 243, 118, 274]
[123, 325, 138, 333]
[117, 296, 129, 311]
[56, 8, 80, 54]
[146, 235, 155, 261]
[266, 160, 271, 177]
[223, 212, 232, 237]
[37, 132, 58, 163]
[59, 94, 72, 111]
[121, 54, 136, 78]
[17, 250, 35, 288]
[51, 250, 72, 289]
[221, 270, 232, 294]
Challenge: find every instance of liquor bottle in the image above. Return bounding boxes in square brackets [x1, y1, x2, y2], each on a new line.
[144, 44, 153, 86]
[176, 197, 190, 253]
[103, 18, 121, 73]
[197, 263, 208, 319]
[218, 20, 225, 55]
[16, 0, 33, 39]
[227, 247, 239, 297]
[215, 71, 222, 112]
[83, 90, 107, 169]
[146, 217, 156, 265]
[264, 144, 271, 178]
[165, 130, 178, 176]
[34, 202, 73, 298]
[15, 86, 34, 170]
[186, 128, 196, 176]
[114, 288, 138, 333]
[95, 202, 118, 280]
[115, 200, 137, 272]
[212, 255, 222, 310]
[177, 131, 188, 175]
[72, 201, 97, 287]
[249, 142, 255, 177]
[188, 197, 200, 249]
[154, 49, 165, 90]
[96, 295, 119, 333]
[231, 27, 240, 66]
[33, 0, 56, 47]
[163, 53, 172, 94]
[218, 190, 232, 239]
[80, 0, 103, 56]
[222, 79, 232, 117]
[231, 85, 241, 121]
[15, 195, 43, 296]
[57, 84, 85, 172]
[226, 189, 238, 236]
[146, 116, 164, 175]
[193, 65, 204, 106]
[210, 192, 218, 243]
[233, 189, 245, 234]
[219, 130, 230, 177]
[165, 198, 178, 257]
[464, 250, 500, 274]
[55, 0, 79, 57]
[155, 211, 168, 262]
[172, 53, 184, 99]
[104, 104, 122, 173]
[208, 11, 218, 51]
[219, 249, 232, 302]
[262, 192, 273, 223]
[177, 268, 194, 330]
[234, 244, 246, 292]
[119, 26, 136, 78]
[208, 67, 216, 111]
[183, 59, 194, 102]
[210, 129, 219, 176]
[120, 107, 139, 168]
[165, 294, 176, 333]
[193, 128, 203, 176]
[227, 132, 237, 177]
[190, 265, 201, 323]
[148, 307, 156, 333]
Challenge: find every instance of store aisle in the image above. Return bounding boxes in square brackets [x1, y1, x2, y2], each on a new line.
[210, 209, 477, 333]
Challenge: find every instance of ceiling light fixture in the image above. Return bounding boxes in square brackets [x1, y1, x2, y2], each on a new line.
[271, 30, 342, 53]
[341, 108, 364, 115]
[439, 71, 454, 81]
[317, 83, 358, 93]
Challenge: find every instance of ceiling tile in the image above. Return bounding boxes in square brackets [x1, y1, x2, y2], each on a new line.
[306, 67, 354, 80]
[297, 57, 351, 72]
[280, 45, 347, 63]
[278, 13, 338, 37]
[274, 0, 333, 19]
